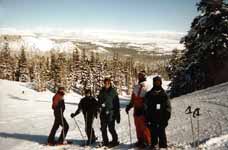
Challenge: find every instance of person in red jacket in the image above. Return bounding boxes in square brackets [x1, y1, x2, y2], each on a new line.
[125, 71, 151, 148]
[47, 87, 69, 145]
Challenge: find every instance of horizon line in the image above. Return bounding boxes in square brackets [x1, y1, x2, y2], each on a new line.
[0, 27, 186, 35]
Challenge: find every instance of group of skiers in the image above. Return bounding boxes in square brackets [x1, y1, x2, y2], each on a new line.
[47, 71, 171, 149]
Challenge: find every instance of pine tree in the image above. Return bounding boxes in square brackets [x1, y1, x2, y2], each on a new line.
[50, 51, 60, 92]
[71, 47, 81, 92]
[58, 52, 70, 91]
[96, 52, 100, 63]
[33, 56, 49, 92]
[49, 51, 71, 93]
[126, 57, 134, 95]
[0, 37, 14, 80]
[73, 47, 80, 69]
[16, 46, 30, 82]
[82, 48, 86, 62]
[169, 0, 228, 97]
[90, 51, 95, 64]
[166, 49, 182, 80]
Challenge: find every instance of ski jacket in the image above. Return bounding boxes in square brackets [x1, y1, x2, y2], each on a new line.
[52, 93, 65, 117]
[74, 96, 99, 118]
[127, 81, 149, 116]
[98, 86, 120, 121]
[144, 86, 171, 127]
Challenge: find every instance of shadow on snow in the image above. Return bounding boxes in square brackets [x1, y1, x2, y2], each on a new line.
[0, 132, 84, 145]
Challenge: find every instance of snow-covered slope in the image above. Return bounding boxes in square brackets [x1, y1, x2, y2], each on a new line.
[0, 79, 136, 150]
[0, 79, 228, 150]
[168, 82, 228, 150]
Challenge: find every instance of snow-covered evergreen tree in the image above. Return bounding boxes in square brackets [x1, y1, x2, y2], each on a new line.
[49, 51, 72, 92]
[16, 46, 30, 82]
[71, 47, 82, 92]
[58, 52, 71, 92]
[0, 37, 14, 80]
[169, 0, 228, 97]
[33, 56, 49, 92]
[166, 49, 182, 80]
[49, 51, 60, 92]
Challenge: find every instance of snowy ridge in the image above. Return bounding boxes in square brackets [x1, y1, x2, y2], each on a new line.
[1, 79, 228, 149]
[0, 28, 185, 53]
[1, 36, 76, 52]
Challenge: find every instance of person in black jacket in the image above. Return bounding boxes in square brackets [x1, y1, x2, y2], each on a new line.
[145, 76, 171, 149]
[97, 78, 120, 147]
[47, 87, 69, 145]
[71, 89, 99, 145]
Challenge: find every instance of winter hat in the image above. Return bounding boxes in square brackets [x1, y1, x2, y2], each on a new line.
[153, 76, 162, 85]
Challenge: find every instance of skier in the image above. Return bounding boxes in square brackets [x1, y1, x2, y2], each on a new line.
[125, 71, 151, 148]
[71, 89, 99, 145]
[145, 76, 171, 149]
[97, 77, 120, 147]
[47, 87, 69, 145]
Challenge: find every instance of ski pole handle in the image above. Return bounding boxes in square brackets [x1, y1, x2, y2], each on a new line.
[193, 108, 200, 118]
[185, 106, 192, 114]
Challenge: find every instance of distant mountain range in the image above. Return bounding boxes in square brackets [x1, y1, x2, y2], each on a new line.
[0, 28, 185, 55]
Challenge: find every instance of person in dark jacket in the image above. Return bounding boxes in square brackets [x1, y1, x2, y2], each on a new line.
[145, 76, 171, 149]
[71, 89, 99, 145]
[47, 87, 69, 145]
[98, 78, 120, 147]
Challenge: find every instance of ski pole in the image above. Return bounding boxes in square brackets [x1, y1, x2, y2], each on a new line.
[73, 118, 86, 146]
[193, 108, 201, 149]
[60, 108, 67, 144]
[127, 113, 132, 147]
[185, 106, 195, 148]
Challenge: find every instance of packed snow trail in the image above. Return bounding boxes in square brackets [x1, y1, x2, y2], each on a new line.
[0, 79, 228, 149]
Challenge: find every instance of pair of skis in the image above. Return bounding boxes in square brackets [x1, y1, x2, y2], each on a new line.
[185, 106, 201, 149]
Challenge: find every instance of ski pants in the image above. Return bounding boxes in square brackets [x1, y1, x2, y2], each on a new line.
[150, 124, 167, 148]
[134, 115, 151, 145]
[84, 114, 96, 143]
[100, 113, 118, 143]
[48, 114, 69, 143]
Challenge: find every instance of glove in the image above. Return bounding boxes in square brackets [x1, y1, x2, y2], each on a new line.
[125, 105, 130, 114]
[71, 113, 76, 118]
